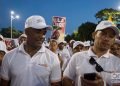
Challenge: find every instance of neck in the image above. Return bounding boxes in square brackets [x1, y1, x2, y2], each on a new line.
[24, 42, 41, 57]
[92, 46, 108, 58]
[50, 49, 56, 53]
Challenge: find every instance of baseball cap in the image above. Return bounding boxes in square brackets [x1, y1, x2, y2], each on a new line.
[19, 34, 27, 38]
[25, 15, 53, 30]
[69, 39, 75, 44]
[0, 41, 7, 53]
[115, 39, 120, 44]
[58, 40, 66, 44]
[95, 21, 119, 36]
[84, 41, 90, 47]
[73, 41, 84, 49]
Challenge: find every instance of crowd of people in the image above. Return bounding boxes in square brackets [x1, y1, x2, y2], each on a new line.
[0, 15, 120, 86]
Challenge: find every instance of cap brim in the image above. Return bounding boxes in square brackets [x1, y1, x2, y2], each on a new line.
[108, 26, 119, 37]
[98, 26, 119, 37]
[26, 25, 53, 30]
[45, 25, 53, 30]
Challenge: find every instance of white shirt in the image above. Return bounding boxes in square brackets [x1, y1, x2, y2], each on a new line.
[67, 46, 73, 57]
[57, 48, 70, 71]
[63, 47, 120, 86]
[0, 41, 7, 53]
[1, 43, 61, 86]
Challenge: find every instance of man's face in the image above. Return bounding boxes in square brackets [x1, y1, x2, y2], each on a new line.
[19, 37, 27, 45]
[49, 41, 58, 51]
[58, 42, 64, 50]
[25, 28, 47, 48]
[93, 28, 116, 51]
[110, 43, 120, 57]
[74, 44, 83, 52]
[0, 51, 5, 65]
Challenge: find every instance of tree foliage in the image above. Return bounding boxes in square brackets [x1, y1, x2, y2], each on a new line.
[65, 22, 96, 42]
[95, 8, 120, 23]
[78, 22, 96, 41]
[0, 27, 23, 38]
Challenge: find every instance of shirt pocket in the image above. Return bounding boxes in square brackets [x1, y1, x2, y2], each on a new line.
[32, 63, 51, 78]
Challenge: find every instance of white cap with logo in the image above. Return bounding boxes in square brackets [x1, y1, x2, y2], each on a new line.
[95, 21, 119, 36]
[25, 15, 53, 30]
[73, 41, 84, 49]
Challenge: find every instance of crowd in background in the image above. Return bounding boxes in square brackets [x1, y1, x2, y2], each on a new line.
[0, 15, 120, 86]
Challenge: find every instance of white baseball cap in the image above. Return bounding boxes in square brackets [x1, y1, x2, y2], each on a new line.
[25, 15, 53, 30]
[58, 40, 66, 44]
[19, 34, 27, 38]
[115, 39, 120, 44]
[73, 41, 84, 49]
[95, 21, 119, 36]
[84, 41, 90, 47]
[0, 41, 7, 53]
[70, 39, 75, 44]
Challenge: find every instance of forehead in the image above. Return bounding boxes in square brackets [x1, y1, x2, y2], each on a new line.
[50, 40, 57, 44]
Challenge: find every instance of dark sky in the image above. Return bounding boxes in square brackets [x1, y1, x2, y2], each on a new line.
[0, 0, 120, 34]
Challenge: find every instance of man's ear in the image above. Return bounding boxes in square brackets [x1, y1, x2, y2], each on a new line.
[92, 32, 96, 39]
[24, 28, 29, 36]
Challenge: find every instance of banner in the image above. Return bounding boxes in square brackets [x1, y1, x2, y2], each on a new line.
[51, 16, 66, 41]
[4, 38, 19, 50]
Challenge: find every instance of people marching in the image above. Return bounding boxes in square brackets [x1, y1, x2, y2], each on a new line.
[0, 16, 120, 86]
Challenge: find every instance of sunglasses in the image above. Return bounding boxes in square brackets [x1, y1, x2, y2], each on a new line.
[89, 57, 113, 73]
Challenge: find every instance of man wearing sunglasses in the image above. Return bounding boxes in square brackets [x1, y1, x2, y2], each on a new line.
[63, 20, 120, 86]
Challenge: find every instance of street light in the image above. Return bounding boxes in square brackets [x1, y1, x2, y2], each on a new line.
[10, 11, 19, 39]
[118, 6, 120, 10]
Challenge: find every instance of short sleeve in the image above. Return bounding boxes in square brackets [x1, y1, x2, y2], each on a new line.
[50, 55, 61, 82]
[63, 54, 76, 80]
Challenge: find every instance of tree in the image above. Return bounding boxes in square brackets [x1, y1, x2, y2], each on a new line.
[65, 34, 72, 43]
[0, 27, 23, 38]
[78, 22, 97, 41]
[95, 8, 120, 24]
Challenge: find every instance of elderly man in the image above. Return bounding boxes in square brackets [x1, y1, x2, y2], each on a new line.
[1, 15, 61, 86]
[63, 21, 120, 86]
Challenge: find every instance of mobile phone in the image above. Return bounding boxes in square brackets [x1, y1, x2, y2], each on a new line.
[84, 72, 97, 80]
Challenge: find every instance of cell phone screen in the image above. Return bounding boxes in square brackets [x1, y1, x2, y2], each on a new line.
[84, 72, 97, 80]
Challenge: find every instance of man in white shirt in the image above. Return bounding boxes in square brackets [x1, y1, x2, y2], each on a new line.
[57, 40, 70, 71]
[1, 15, 61, 86]
[63, 21, 120, 86]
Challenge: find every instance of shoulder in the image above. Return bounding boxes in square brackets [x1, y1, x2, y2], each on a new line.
[45, 48, 58, 57]
[4, 47, 19, 60]
[1, 47, 19, 69]
[109, 53, 120, 63]
[45, 48, 60, 64]
[72, 51, 88, 60]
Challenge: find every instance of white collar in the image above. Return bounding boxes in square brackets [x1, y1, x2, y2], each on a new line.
[18, 43, 46, 53]
[88, 47, 110, 59]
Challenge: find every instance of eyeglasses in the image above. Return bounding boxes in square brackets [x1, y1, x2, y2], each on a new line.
[89, 57, 114, 73]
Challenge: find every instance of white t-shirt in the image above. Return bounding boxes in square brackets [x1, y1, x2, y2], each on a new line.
[57, 48, 70, 71]
[67, 46, 73, 57]
[1, 43, 61, 86]
[63, 48, 120, 86]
